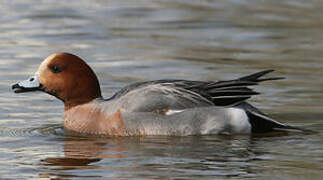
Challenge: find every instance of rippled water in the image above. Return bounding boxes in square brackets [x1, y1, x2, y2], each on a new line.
[1, 0, 323, 179]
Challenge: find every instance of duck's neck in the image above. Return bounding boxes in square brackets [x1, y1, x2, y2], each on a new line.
[64, 96, 103, 111]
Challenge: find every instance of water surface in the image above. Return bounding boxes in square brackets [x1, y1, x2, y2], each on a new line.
[1, 0, 323, 179]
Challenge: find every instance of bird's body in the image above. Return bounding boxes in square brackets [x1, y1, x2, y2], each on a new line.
[12, 53, 306, 136]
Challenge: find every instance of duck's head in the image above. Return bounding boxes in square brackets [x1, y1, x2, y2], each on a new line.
[12, 53, 102, 110]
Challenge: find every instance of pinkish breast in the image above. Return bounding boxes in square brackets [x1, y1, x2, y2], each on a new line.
[64, 105, 126, 136]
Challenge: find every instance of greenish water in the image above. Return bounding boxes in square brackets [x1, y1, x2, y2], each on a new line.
[0, 0, 323, 179]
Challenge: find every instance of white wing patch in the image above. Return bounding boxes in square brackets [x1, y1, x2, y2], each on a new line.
[165, 109, 184, 115]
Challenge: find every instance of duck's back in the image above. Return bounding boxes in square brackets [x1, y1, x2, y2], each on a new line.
[107, 70, 277, 113]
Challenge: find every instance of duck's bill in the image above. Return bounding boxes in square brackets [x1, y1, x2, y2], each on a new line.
[12, 75, 42, 93]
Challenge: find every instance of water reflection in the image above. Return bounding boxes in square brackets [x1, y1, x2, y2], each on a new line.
[40, 137, 125, 178]
[37, 132, 319, 179]
[38, 135, 259, 179]
[42, 137, 125, 164]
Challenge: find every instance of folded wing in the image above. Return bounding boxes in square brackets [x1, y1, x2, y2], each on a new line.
[109, 70, 284, 112]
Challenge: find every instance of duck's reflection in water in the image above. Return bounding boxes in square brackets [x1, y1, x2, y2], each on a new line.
[39, 136, 126, 179]
[38, 134, 294, 179]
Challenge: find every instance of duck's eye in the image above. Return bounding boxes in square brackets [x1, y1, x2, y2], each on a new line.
[50, 65, 62, 73]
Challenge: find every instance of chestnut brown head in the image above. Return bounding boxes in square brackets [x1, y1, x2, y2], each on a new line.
[12, 53, 102, 110]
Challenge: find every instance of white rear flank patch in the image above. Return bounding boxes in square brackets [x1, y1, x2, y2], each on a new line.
[226, 107, 251, 133]
[165, 109, 184, 115]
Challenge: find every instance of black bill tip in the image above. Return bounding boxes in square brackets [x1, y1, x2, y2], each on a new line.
[12, 83, 23, 93]
[11, 83, 41, 93]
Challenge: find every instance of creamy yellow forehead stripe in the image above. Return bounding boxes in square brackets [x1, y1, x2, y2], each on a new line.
[36, 53, 57, 75]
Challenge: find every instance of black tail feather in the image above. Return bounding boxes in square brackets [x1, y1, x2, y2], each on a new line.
[238, 69, 285, 82]
[201, 70, 284, 106]
[246, 109, 312, 133]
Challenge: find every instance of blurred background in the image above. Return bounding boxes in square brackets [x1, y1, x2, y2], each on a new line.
[0, 0, 323, 179]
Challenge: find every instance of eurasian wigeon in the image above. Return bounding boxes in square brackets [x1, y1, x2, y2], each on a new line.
[12, 53, 306, 136]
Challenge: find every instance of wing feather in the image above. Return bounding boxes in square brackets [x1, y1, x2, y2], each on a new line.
[108, 70, 283, 110]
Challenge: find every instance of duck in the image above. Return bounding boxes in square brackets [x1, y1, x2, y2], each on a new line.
[12, 53, 305, 136]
